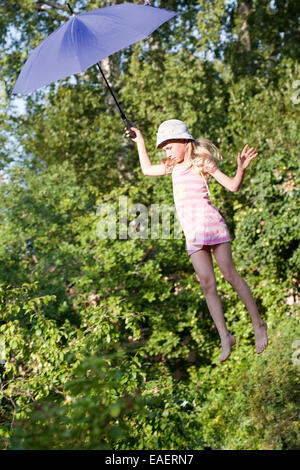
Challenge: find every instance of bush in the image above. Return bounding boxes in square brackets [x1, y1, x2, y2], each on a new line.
[194, 317, 300, 450]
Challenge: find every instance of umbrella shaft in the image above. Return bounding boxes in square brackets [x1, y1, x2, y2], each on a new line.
[96, 62, 126, 121]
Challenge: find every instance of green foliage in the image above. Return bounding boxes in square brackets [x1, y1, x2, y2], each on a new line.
[10, 354, 147, 450]
[194, 316, 300, 450]
[0, 0, 299, 451]
[225, 61, 300, 281]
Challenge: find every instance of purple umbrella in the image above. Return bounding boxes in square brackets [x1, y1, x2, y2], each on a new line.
[12, 2, 177, 133]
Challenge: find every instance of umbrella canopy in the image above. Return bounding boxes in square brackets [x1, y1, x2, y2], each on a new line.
[12, 3, 177, 95]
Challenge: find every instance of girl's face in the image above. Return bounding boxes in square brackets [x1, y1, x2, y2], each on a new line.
[161, 140, 187, 164]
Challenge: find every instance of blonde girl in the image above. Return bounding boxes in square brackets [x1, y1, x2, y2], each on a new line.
[125, 119, 268, 362]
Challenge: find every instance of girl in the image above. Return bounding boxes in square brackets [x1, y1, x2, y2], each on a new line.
[125, 119, 268, 362]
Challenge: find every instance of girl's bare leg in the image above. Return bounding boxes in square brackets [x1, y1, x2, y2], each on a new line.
[212, 242, 268, 354]
[190, 246, 236, 362]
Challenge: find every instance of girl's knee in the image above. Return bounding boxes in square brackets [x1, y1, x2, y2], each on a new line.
[223, 269, 240, 285]
[199, 277, 217, 294]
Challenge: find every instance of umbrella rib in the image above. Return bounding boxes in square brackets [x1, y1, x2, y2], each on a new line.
[83, 12, 158, 48]
[70, 18, 86, 72]
[68, 16, 126, 119]
[15, 21, 68, 93]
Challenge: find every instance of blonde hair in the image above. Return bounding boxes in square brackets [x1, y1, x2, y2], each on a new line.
[162, 139, 223, 178]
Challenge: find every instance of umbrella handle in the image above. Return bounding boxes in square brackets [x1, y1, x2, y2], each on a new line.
[124, 119, 137, 139]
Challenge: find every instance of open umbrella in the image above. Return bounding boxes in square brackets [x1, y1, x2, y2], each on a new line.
[12, 2, 177, 133]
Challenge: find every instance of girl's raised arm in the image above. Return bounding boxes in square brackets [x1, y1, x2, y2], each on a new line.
[125, 125, 166, 176]
[209, 167, 239, 192]
[209, 144, 258, 192]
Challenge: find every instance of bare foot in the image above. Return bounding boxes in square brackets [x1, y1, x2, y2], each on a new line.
[253, 321, 268, 354]
[219, 334, 236, 362]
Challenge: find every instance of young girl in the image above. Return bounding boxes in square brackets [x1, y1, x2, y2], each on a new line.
[125, 119, 268, 362]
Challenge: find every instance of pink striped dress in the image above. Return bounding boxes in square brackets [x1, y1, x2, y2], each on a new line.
[172, 163, 231, 256]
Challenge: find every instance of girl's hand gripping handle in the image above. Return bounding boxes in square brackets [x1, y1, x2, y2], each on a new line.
[124, 119, 137, 139]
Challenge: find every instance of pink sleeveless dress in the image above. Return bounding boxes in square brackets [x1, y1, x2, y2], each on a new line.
[172, 163, 231, 256]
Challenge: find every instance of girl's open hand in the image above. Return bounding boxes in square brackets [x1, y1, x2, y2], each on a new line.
[238, 144, 258, 171]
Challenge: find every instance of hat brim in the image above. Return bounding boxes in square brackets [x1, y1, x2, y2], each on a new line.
[156, 137, 195, 149]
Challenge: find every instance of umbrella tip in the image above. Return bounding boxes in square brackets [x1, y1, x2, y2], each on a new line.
[66, 2, 75, 15]
[144, 1, 153, 6]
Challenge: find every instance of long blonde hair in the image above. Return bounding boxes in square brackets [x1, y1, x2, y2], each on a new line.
[162, 139, 223, 178]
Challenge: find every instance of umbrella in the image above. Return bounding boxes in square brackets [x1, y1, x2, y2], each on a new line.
[12, 2, 177, 134]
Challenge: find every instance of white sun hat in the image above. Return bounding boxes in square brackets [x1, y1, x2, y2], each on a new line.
[156, 119, 195, 149]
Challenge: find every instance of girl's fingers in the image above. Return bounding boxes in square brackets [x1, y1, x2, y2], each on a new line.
[124, 127, 136, 136]
[248, 152, 258, 159]
[245, 149, 258, 159]
[242, 145, 259, 156]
